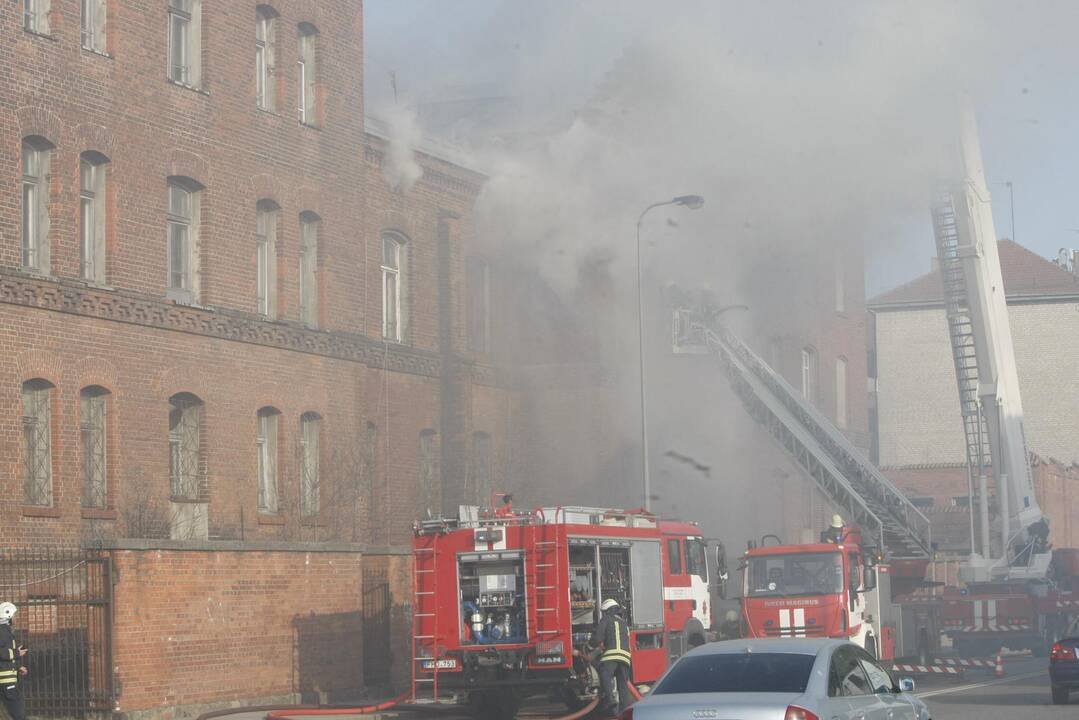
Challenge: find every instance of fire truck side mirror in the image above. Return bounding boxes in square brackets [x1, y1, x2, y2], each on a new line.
[862, 566, 878, 592]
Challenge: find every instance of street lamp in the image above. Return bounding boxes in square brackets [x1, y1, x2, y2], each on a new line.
[635, 195, 705, 511]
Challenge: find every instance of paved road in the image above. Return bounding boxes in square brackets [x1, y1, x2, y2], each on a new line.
[915, 657, 1076, 719]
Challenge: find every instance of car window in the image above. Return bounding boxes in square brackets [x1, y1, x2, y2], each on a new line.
[653, 652, 816, 694]
[829, 646, 872, 697]
[858, 656, 895, 694]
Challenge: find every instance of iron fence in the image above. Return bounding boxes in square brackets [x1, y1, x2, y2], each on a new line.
[0, 547, 113, 717]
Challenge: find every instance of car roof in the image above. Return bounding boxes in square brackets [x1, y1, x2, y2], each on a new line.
[687, 638, 848, 656]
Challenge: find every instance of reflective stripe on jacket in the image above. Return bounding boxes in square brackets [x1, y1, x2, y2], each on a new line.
[598, 614, 632, 666]
[0, 626, 19, 686]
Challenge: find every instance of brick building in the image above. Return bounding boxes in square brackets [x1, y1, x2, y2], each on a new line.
[2, 1, 507, 716]
[869, 240, 1079, 562]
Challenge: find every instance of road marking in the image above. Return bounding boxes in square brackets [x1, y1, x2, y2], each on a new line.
[915, 670, 1044, 699]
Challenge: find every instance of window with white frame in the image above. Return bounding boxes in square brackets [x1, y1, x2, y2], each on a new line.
[255, 6, 277, 110]
[418, 429, 438, 518]
[167, 178, 200, 300]
[23, 0, 50, 34]
[466, 257, 490, 353]
[256, 201, 279, 317]
[299, 212, 319, 326]
[22, 379, 54, 507]
[169, 393, 202, 499]
[257, 407, 280, 513]
[382, 232, 405, 342]
[297, 24, 318, 124]
[80, 386, 109, 509]
[22, 137, 53, 273]
[801, 346, 817, 403]
[299, 413, 320, 517]
[81, 0, 106, 51]
[835, 356, 848, 429]
[80, 153, 108, 283]
[168, 0, 201, 86]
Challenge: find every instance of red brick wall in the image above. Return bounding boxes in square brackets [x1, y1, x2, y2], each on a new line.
[109, 547, 412, 719]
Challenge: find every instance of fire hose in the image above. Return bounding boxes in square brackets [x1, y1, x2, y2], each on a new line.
[264, 690, 412, 718]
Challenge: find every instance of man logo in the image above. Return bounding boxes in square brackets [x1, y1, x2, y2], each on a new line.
[691, 711, 718, 719]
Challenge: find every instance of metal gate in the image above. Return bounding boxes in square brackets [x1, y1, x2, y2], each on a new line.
[0, 547, 113, 716]
[362, 568, 391, 688]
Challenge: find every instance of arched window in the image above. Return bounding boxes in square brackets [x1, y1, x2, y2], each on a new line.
[22, 379, 54, 506]
[381, 232, 407, 341]
[257, 407, 280, 513]
[167, 177, 204, 302]
[835, 356, 849, 429]
[801, 346, 817, 403]
[299, 212, 319, 326]
[23, 0, 50, 34]
[255, 5, 278, 110]
[22, 136, 54, 273]
[299, 412, 321, 516]
[169, 392, 203, 499]
[81, 151, 110, 283]
[297, 23, 319, 125]
[256, 200, 279, 317]
[80, 386, 110, 508]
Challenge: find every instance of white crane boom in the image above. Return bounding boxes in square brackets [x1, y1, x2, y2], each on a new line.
[931, 106, 1050, 583]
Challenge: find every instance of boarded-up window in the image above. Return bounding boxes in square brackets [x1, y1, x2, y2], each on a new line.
[22, 379, 53, 506]
[299, 212, 319, 326]
[80, 386, 109, 508]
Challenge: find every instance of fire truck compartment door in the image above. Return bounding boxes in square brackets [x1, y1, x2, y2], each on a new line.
[631, 540, 663, 626]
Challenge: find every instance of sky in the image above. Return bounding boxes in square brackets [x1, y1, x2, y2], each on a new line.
[363, 1, 1079, 295]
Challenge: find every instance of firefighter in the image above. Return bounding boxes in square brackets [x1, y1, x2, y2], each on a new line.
[589, 598, 633, 716]
[820, 514, 845, 544]
[0, 602, 28, 720]
[718, 610, 742, 640]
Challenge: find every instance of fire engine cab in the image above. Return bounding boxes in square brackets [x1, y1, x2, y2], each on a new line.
[740, 522, 905, 661]
[412, 504, 712, 718]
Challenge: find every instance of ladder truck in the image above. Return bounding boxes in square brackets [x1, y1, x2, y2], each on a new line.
[927, 107, 1070, 655]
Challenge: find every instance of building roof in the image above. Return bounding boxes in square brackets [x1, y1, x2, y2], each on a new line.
[869, 240, 1079, 308]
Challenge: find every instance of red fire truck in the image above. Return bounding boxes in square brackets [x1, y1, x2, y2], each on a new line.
[412, 505, 712, 718]
[739, 521, 934, 662]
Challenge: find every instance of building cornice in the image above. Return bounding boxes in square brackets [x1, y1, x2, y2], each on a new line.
[0, 270, 502, 386]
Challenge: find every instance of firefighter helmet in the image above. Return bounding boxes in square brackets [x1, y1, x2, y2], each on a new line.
[0, 603, 16, 624]
[830, 514, 844, 529]
[724, 610, 738, 623]
[600, 598, 620, 612]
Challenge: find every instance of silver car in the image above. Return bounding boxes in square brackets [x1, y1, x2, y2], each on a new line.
[624, 638, 930, 720]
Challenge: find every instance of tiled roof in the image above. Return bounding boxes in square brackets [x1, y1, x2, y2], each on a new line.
[870, 240, 1079, 307]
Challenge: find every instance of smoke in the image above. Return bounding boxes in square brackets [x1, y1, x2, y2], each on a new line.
[366, 1, 1079, 540]
[379, 104, 424, 192]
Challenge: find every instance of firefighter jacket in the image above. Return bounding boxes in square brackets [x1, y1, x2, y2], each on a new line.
[590, 609, 631, 666]
[0, 624, 22, 687]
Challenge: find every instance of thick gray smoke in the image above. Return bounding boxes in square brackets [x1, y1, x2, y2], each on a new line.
[366, 0, 1079, 544]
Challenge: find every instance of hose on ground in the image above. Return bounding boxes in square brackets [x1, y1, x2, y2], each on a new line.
[555, 696, 599, 720]
[265, 690, 413, 718]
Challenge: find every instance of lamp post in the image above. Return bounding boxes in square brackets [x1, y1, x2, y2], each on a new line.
[636, 195, 704, 511]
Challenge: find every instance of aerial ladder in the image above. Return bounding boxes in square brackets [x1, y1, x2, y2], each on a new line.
[929, 107, 1051, 583]
[672, 307, 932, 562]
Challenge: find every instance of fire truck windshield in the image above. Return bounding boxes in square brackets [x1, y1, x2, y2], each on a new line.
[745, 552, 844, 597]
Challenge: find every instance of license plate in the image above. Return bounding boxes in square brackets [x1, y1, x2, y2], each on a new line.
[422, 659, 458, 670]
